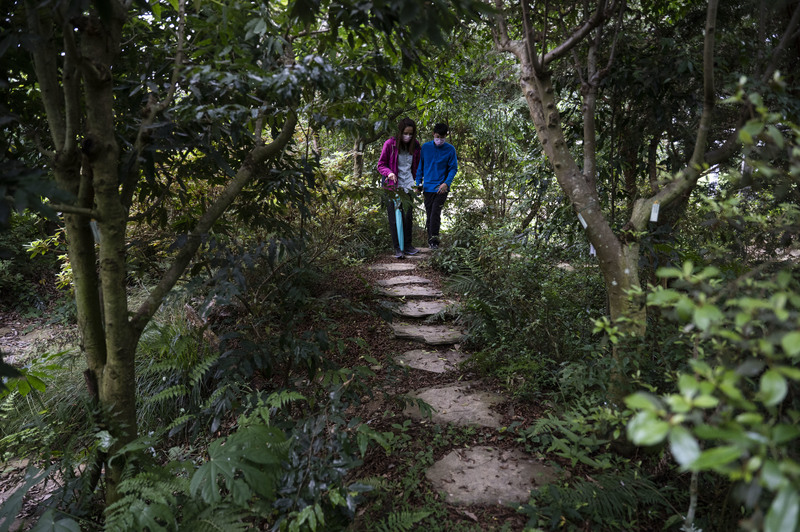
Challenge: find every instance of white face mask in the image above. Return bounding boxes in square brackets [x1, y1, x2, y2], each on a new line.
[433, 138, 444, 146]
[402, 134, 412, 143]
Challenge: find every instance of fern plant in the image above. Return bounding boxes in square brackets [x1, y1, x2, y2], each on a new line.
[374, 510, 433, 532]
[521, 469, 682, 530]
[136, 319, 221, 437]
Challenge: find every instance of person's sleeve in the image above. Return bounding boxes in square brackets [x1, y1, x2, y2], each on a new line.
[445, 148, 458, 187]
[416, 148, 424, 186]
[376, 140, 391, 177]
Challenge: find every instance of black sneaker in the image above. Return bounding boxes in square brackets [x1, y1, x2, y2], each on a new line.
[404, 246, 419, 255]
[429, 243, 439, 250]
[394, 248, 404, 259]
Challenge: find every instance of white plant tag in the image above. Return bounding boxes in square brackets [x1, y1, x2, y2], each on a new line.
[650, 201, 660, 222]
[590, 244, 596, 256]
[577, 213, 587, 229]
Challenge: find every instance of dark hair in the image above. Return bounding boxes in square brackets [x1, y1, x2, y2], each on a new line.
[433, 122, 449, 136]
[396, 117, 417, 152]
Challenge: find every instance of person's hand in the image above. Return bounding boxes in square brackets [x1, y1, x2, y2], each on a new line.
[437, 183, 448, 194]
[388, 172, 397, 181]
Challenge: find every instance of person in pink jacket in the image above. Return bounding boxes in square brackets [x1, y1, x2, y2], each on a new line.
[377, 117, 421, 258]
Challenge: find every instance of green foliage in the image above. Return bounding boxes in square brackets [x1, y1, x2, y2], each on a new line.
[625, 259, 800, 531]
[374, 510, 433, 532]
[434, 219, 605, 398]
[520, 469, 680, 530]
[0, 211, 63, 312]
[136, 319, 222, 437]
[519, 402, 628, 470]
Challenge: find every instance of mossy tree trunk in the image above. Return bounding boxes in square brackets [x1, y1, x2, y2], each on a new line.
[491, 0, 741, 399]
[24, 0, 298, 503]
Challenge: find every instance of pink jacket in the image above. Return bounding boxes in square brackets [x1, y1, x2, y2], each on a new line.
[377, 137, 421, 187]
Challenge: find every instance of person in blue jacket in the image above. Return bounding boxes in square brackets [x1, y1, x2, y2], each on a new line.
[416, 123, 458, 249]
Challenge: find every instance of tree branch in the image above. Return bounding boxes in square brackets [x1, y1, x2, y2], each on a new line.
[25, 0, 66, 151]
[542, 0, 612, 66]
[629, 0, 719, 230]
[130, 110, 298, 335]
[758, 0, 800, 85]
[120, 0, 187, 209]
[53, 204, 99, 218]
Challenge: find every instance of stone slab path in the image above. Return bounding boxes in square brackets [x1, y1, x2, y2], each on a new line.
[390, 322, 465, 345]
[404, 382, 504, 428]
[368, 263, 417, 272]
[382, 300, 454, 318]
[375, 275, 431, 287]
[426, 447, 559, 505]
[375, 285, 443, 299]
[367, 251, 561, 511]
[395, 348, 466, 373]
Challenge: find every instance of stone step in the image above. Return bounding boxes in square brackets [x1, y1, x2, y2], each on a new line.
[426, 446, 560, 506]
[381, 300, 453, 318]
[403, 382, 503, 428]
[390, 323, 464, 344]
[368, 263, 417, 272]
[395, 348, 467, 373]
[375, 275, 432, 287]
[376, 285, 443, 299]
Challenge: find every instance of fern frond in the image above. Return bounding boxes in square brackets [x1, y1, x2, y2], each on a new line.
[184, 505, 250, 532]
[375, 510, 432, 532]
[266, 390, 306, 409]
[145, 384, 189, 405]
[352, 476, 389, 490]
[201, 383, 231, 410]
[530, 469, 678, 529]
[188, 354, 218, 385]
[165, 413, 194, 433]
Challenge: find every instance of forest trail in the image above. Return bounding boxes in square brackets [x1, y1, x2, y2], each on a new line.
[365, 249, 560, 510]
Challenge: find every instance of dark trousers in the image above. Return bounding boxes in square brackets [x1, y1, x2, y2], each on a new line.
[387, 199, 413, 250]
[423, 191, 448, 245]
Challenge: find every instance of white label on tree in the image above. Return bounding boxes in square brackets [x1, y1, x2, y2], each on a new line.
[577, 213, 587, 229]
[650, 201, 660, 222]
[590, 244, 596, 256]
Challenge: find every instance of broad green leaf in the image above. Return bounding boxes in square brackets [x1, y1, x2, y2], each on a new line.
[628, 411, 669, 446]
[692, 395, 719, 408]
[694, 304, 724, 331]
[666, 394, 692, 413]
[96, 430, 116, 452]
[647, 288, 680, 306]
[675, 297, 694, 322]
[690, 445, 742, 472]
[773, 424, 800, 445]
[669, 426, 700, 467]
[677, 374, 699, 397]
[760, 370, 788, 406]
[27, 375, 46, 393]
[778, 366, 800, 380]
[765, 487, 800, 532]
[781, 332, 800, 357]
[762, 460, 784, 491]
[624, 392, 660, 412]
[16, 378, 30, 396]
[736, 413, 764, 425]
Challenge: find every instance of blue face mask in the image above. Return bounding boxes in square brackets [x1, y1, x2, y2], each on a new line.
[433, 138, 444, 146]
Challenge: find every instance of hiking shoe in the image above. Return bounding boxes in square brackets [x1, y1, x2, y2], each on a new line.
[429, 243, 439, 250]
[394, 248, 404, 259]
[404, 246, 419, 256]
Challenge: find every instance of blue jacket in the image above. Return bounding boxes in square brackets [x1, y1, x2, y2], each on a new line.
[416, 141, 457, 192]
